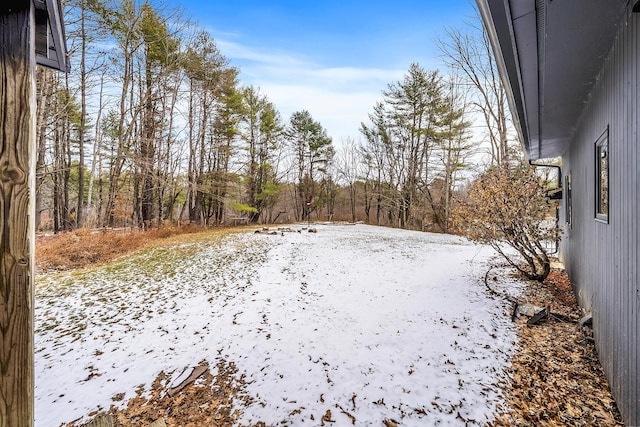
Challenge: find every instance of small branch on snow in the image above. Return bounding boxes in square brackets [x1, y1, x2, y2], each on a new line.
[483, 264, 523, 322]
[483, 266, 499, 297]
[483, 265, 517, 304]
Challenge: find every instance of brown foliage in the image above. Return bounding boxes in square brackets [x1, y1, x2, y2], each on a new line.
[35, 225, 224, 273]
[454, 164, 557, 281]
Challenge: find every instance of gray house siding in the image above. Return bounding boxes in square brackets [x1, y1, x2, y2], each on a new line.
[560, 6, 638, 425]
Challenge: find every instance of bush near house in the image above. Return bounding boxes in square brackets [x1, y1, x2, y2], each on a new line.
[453, 162, 558, 282]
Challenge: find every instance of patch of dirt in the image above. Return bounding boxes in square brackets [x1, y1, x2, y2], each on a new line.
[491, 270, 624, 426]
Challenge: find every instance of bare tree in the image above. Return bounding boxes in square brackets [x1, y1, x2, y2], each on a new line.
[438, 10, 517, 166]
[91, 0, 146, 226]
[35, 68, 56, 230]
[359, 102, 391, 225]
[337, 137, 361, 222]
[427, 74, 476, 232]
[86, 69, 108, 225]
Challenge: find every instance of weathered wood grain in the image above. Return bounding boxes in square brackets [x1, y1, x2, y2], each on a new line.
[0, 3, 36, 426]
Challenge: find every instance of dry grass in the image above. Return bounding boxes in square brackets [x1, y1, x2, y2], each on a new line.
[35, 225, 246, 273]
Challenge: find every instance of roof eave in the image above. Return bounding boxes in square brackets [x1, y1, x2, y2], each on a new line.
[476, 0, 536, 159]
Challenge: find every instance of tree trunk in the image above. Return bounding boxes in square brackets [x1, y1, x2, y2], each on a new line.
[63, 78, 72, 230]
[35, 68, 52, 230]
[105, 37, 134, 227]
[87, 72, 106, 226]
[76, 0, 87, 228]
[140, 59, 156, 228]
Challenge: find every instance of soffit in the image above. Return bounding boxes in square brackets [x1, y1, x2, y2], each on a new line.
[481, 0, 628, 159]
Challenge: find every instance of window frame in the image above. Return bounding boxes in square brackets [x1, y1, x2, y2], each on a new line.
[595, 127, 609, 223]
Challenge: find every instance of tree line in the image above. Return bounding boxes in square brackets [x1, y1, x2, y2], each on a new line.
[37, 0, 515, 233]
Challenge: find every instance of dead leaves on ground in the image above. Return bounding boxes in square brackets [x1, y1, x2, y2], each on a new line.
[491, 270, 624, 426]
[69, 359, 250, 427]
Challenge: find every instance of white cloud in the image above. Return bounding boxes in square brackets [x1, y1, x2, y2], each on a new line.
[217, 38, 406, 142]
[257, 83, 382, 141]
[217, 39, 313, 69]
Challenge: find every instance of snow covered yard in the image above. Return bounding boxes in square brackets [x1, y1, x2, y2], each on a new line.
[35, 224, 523, 426]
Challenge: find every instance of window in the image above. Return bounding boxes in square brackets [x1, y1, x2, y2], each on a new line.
[565, 174, 572, 228]
[595, 128, 609, 222]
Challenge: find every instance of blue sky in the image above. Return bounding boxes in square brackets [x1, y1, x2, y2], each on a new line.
[171, 0, 476, 142]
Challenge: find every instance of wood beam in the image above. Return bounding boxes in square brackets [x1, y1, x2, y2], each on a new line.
[0, 2, 37, 426]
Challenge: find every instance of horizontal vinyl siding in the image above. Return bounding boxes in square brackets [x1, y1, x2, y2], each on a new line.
[561, 6, 638, 425]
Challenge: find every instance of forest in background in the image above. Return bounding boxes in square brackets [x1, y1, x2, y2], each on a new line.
[37, 0, 517, 234]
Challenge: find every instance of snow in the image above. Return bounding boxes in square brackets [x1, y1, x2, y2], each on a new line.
[35, 224, 523, 426]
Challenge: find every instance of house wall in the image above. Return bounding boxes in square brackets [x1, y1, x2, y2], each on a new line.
[560, 5, 638, 425]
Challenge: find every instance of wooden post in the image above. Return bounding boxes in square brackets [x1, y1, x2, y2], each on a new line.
[0, 1, 37, 426]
